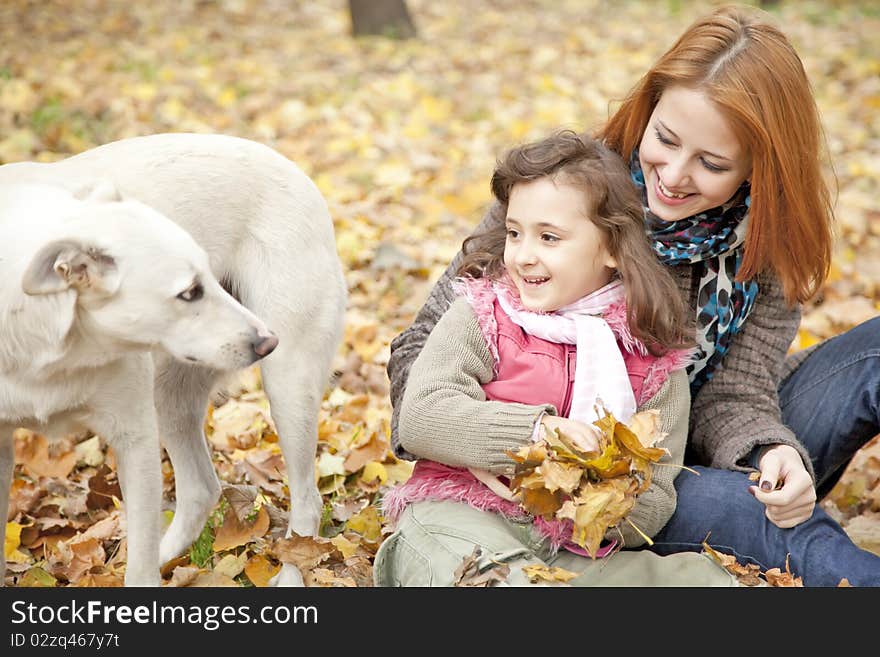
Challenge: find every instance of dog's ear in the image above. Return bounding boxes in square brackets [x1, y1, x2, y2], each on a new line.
[73, 179, 123, 203]
[22, 240, 120, 296]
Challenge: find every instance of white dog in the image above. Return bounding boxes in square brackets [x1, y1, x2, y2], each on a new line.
[0, 134, 347, 586]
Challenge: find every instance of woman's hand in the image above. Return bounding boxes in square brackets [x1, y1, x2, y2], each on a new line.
[749, 444, 816, 528]
[541, 415, 600, 453]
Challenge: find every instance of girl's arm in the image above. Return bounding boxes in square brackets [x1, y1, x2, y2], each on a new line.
[398, 296, 556, 473]
[609, 368, 690, 546]
[388, 201, 506, 458]
[687, 269, 815, 481]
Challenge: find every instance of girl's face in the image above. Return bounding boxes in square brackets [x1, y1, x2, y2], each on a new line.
[638, 85, 752, 222]
[503, 177, 617, 312]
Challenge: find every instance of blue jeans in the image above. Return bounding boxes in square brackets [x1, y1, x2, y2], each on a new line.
[648, 316, 880, 586]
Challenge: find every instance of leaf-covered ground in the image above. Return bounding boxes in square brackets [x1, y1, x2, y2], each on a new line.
[2, 0, 879, 587]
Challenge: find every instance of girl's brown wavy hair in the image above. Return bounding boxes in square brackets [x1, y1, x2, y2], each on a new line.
[598, 4, 833, 304]
[458, 129, 692, 355]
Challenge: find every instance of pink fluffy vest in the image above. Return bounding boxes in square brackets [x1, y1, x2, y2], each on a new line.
[383, 278, 691, 553]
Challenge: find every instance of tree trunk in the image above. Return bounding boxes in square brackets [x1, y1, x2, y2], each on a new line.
[348, 0, 417, 39]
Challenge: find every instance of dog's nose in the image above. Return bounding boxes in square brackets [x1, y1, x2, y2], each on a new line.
[253, 333, 279, 358]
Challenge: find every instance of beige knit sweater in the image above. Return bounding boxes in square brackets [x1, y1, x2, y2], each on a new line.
[398, 296, 691, 546]
[388, 200, 816, 482]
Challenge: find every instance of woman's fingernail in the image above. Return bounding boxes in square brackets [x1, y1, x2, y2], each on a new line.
[760, 480, 773, 491]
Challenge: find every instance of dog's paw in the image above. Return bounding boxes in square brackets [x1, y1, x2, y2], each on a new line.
[288, 493, 323, 538]
[269, 563, 305, 587]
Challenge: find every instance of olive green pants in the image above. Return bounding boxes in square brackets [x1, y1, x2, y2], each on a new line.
[374, 501, 738, 587]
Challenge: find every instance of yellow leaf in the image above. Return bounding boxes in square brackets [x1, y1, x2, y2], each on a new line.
[383, 460, 415, 485]
[419, 95, 452, 123]
[345, 507, 382, 543]
[360, 461, 387, 485]
[5, 521, 30, 563]
[244, 554, 281, 588]
[522, 564, 578, 584]
[330, 534, 360, 559]
[20, 567, 57, 588]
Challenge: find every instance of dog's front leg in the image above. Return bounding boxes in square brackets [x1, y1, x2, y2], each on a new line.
[0, 424, 15, 587]
[90, 357, 162, 587]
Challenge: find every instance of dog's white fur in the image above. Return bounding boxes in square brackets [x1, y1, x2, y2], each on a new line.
[0, 133, 347, 586]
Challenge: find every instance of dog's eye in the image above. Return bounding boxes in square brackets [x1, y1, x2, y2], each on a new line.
[177, 283, 204, 302]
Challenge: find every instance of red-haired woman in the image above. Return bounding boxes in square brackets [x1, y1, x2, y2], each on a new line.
[386, 4, 880, 586]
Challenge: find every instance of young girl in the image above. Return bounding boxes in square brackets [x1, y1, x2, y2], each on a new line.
[388, 5, 880, 586]
[374, 130, 735, 586]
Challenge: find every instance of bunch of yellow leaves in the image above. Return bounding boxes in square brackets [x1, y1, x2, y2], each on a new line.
[508, 409, 669, 558]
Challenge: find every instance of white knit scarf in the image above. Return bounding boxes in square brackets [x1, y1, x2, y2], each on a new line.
[494, 279, 636, 425]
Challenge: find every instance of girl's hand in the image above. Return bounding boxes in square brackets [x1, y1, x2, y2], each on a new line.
[749, 444, 816, 528]
[541, 415, 600, 453]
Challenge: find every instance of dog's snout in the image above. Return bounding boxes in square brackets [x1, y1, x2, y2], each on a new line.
[253, 332, 279, 358]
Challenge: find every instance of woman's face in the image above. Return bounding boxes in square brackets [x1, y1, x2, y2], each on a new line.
[638, 85, 752, 222]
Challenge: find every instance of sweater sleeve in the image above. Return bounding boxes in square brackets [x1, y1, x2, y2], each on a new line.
[388, 201, 506, 459]
[688, 270, 815, 481]
[398, 296, 557, 474]
[608, 368, 690, 547]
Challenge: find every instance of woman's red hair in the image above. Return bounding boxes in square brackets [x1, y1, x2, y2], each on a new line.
[598, 4, 833, 304]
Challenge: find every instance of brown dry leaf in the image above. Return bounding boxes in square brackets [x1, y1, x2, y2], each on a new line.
[239, 450, 287, 498]
[453, 546, 510, 587]
[272, 534, 336, 571]
[522, 563, 578, 584]
[339, 555, 374, 587]
[74, 572, 124, 587]
[221, 484, 261, 523]
[190, 571, 239, 587]
[86, 465, 122, 511]
[208, 399, 273, 452]
[626, 409, 666, 448]
[763, 568, 803, 587]
[338, 394, 370, 424]
[51, 537, 106, 583]
[15, 431, 79, 480]
[701, 540, 739, 569]
[8, 478, 44, 519]
[519, 486, 563, 518]
[537, 460, 583, 494]
[214, 552, 248, 579]
[730, 563, 765, 587]
[307, 567, 357, 587]
[212, 505, 270, 552]
[243, 554, 280, 587]
[78, 514, 121, 543]
[160, 554, 190, 579]
[343, 430, 390, 473]
[168, 566, 202, 587]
